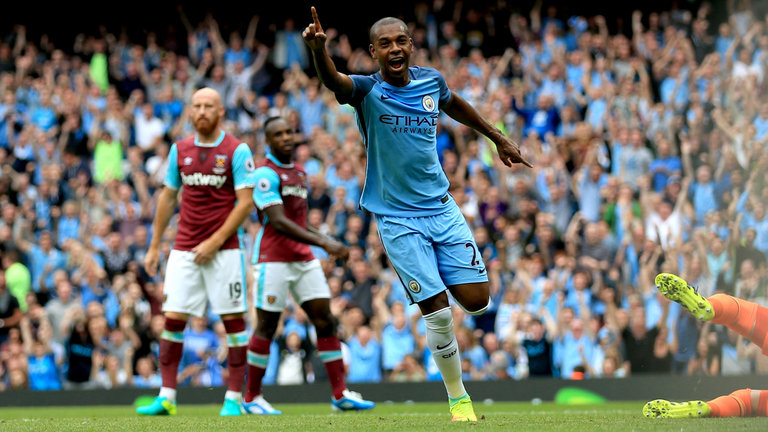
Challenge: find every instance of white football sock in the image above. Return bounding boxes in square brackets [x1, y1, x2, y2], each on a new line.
[423, 307, 466, 400]
[225, 390, 242, 401]
[159, 387, 177, 402]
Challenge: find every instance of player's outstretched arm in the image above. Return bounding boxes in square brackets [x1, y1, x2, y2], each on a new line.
[443, 91, 533, 168]
[144, 186, 179, 277]
[302, 6, 353, 98]
[263, 204, 349, 260]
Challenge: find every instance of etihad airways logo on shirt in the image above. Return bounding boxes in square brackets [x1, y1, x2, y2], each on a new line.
[379, 113, 438, 134]
[181, 172, 227, 188]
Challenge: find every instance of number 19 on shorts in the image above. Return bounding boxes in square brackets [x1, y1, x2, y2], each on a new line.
[229, 281, 242, 299]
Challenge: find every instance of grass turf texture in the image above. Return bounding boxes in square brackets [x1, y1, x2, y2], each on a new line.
[0, 401, 766, 431]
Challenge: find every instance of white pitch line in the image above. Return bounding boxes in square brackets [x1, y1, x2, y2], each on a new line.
[286, 409, 637, 418]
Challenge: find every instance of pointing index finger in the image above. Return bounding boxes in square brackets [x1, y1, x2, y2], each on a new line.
[311, 6, 323, 32]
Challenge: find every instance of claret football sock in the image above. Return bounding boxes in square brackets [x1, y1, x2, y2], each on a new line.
[223, 318, 248, 396]
[709, 294, 768, 354]
[159, 317, 187, 394]
[317, 336, 346, 400]
[245, 334, 271, 402]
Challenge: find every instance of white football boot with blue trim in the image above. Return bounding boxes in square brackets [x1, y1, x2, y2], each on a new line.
[331, 389, 375, 412]
[241, 394, 282, 415]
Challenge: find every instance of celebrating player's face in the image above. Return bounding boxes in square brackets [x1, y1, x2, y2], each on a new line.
[190, 88, 223, 136]
[370, 23, 412, 81]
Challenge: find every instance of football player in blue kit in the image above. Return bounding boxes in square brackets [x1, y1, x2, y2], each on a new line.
[303, 7, 532, 422]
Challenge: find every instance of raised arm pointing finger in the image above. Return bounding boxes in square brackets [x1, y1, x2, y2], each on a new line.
[303, 6, 327, 50]
[311, 6, 323, 33]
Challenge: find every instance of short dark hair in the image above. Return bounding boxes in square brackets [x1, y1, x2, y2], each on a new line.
[369, 17, 410, 44]
[263, 116, 284, 131]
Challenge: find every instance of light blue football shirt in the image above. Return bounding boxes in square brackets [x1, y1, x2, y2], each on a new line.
[339, 66, 452, 217]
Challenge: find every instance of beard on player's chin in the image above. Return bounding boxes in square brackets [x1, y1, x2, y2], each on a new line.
[194, 120, 218, 137]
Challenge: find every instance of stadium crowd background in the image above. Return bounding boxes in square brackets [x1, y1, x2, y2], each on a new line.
[1, 0, 768, 391]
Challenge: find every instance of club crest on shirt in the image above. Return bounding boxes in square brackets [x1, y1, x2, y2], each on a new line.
[267, 295, 276, 304]
[422, 95, 435, 112]
[408, 280, 421, 293]
[213, 154, 228, 174]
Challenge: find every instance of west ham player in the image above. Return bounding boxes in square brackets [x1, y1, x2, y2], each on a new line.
[302, 8, 531, 422]
[137, 88, 255, 417]
[241, 116, 374, 414]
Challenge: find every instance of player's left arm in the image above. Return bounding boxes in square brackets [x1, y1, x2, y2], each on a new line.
[191, 144, 256, 264]
[263, 205, 348, 259]
[442, 91, 533, 168]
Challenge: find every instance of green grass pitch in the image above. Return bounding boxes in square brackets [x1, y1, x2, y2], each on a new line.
[0, 401, 766, 431]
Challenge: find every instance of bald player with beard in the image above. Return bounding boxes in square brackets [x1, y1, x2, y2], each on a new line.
[137, 88, 256, 417]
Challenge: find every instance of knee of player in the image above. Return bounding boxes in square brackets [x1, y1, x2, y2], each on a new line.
[310, 315, 337, 337]
[459, 297, 491, 316]
[256, 322, 280, 339]
[423, 307, 453, 331]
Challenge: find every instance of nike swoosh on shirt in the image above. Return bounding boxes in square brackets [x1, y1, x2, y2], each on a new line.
[380, 94, 390, 100]
[478, 268, 487, 274]
[436, 340, 454, 350]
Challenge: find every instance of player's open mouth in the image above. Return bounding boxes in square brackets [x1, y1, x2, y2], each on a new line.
[388, 58, 405, 71]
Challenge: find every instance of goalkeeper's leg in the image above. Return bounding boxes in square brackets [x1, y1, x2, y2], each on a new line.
[656, 273, 768, 353]
[644, 389, 768, 418]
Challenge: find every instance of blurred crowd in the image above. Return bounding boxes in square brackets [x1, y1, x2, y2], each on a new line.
[1, 0, 768, 392]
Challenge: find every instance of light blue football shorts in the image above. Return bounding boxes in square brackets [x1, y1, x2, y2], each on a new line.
[375, 199, 488, 304]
